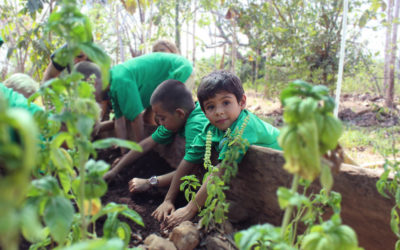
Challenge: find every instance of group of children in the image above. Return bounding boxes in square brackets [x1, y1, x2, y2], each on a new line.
[0, 38, 282, 230]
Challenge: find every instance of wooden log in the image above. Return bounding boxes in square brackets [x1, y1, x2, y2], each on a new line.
[227, 145, 396, 250]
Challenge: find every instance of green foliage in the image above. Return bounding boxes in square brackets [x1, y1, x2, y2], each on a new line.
[0, 1, 144, 248]
[0, 94, 39, 250]
[279, 80, 342, 182]
[376, 154, 400, 247]
[180, 175, 201, 203]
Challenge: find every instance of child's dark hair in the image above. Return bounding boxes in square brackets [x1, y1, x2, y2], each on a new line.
[74, 61, 101, 80]
[150, 79, 194, 114]
[197, 70, 244, 110]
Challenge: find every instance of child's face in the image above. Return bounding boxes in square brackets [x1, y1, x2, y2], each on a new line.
[203, 91, 246, 131]
[152, 102, 186, 132]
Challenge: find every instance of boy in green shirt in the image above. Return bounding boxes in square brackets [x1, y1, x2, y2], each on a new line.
[99, 53, 193, 145]
[152, 70, 281, 229]
[102, 79, 209, 192]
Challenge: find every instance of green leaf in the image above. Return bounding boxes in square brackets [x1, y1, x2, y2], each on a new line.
[93, 138, 142, 151]
[59, 170, 72, 195]
[85, 159, 110, 176]
[320, 164, 333, 192]
[120, 209, 144, 227]
[21, 205, 47, 243]
[76, 115, 95, 137]
[84, 177, 108, 199]
[103, 212, 119, 238]
[54, 238, 124, 250]
[117, 222, 131, 246]
[31, 176, 60, 196]
[44, 196, 74, 244]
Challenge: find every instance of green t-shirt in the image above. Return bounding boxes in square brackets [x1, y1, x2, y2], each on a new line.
[184, 109, 281, 164]
[0, 83, 43, 115]
[152, 102, 208, 157]
[109, 53, 193, 121]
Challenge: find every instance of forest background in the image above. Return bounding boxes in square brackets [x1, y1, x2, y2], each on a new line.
[0, 0, 398, 164]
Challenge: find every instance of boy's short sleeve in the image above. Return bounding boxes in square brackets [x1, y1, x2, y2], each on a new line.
[110, 66, 144, 121]
[218, 111, 281, 163]
[183, 102, 209, 156]
[152, 125, 174, 144]
[183, 132, 206, 164]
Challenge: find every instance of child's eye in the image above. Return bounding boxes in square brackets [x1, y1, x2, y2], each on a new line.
[205, 105, 214, 111]
[223, 101, 230, 106]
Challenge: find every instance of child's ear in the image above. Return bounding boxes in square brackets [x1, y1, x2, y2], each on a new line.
[239, 94, 247, 109]
[175, 108, 186, 119]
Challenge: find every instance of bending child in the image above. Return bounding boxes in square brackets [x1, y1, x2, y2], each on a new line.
[103, 79, 208, 188]
[152, 70, 281, 229]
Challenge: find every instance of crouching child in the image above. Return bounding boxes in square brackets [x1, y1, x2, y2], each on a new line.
[153, 70, 281, 229]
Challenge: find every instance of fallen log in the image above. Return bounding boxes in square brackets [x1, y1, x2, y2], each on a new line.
[226, 145, 396, 250]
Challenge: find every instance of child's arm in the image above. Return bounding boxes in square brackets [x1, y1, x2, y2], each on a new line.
[42, 62, 62, 82]
[114, 117, 128, 154]
[103, 136, 158, 181]
[152, 159, 198, 222]
[129, 113, 145, 142]
[164, 162, 222, 230]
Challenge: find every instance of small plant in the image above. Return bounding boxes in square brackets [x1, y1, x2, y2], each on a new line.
[199, 117, 249, 231]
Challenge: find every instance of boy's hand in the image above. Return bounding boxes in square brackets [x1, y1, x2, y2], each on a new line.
[152, 201, 175, 222]
[164, 204, 197, 230]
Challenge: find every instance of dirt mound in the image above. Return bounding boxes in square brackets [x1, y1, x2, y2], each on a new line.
[338, 94, 399, 127]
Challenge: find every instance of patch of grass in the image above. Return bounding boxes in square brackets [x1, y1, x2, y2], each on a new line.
[340, 123, 400, 158]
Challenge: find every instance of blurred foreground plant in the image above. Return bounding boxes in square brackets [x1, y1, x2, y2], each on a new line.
[235, 80, 362, 249]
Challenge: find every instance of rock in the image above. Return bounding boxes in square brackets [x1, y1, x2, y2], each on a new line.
[144, 234, 177, 250]
[204, 235, 234, 250]
[169, 221, 200, 250]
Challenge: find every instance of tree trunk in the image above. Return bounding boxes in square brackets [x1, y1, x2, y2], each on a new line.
[117, 5, 125, 63]
[383, 0, 394, 93]
[175, 0, 181, 52]
[386, 0, 400, 108]
[192, 0, 197, 68]
[230, 18, 237, 73]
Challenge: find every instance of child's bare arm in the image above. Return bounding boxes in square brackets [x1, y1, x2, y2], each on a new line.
[103, 136, 157, 181]
[114, 117, 128, 154]
[129, 113, 145, 142]
[42, 62, 61, 82]
[164, 162, 222, 229]
[152, 160, 197, 222]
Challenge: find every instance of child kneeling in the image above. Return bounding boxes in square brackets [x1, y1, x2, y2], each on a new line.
[152, 70, 281, 229]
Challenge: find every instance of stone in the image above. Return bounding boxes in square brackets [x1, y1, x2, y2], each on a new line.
[144, 234, 177, 250]
[169, 221, 200, 250]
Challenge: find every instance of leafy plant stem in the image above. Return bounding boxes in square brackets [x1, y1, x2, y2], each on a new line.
[78, 144, 88, 240]
[281, 173, 300, 239]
